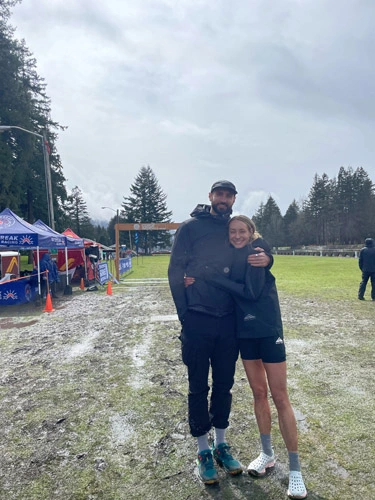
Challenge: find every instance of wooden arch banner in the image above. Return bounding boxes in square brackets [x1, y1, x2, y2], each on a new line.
[115, 222, 180, 280]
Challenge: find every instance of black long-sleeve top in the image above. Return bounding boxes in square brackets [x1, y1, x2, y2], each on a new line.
[203, 238, 283, 339]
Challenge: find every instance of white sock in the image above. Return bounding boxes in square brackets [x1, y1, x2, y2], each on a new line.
[214, 428, 226, 446]
[197, 434, 210, 452]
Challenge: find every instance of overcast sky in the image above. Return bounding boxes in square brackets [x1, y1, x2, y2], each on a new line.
[9, 0, 375, 224]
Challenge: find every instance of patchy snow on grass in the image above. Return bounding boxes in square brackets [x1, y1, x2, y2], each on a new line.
[65, 331, 100, 359]
[150, 314, 178, 322]
[109, 413, 135, 445]
[1, 286, 375, 500]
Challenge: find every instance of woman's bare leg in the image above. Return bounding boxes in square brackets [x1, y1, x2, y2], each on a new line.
[264, 361, 298, 452]
[242, 359, 271, 434]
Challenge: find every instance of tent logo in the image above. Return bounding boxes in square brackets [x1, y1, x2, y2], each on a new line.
[3, 290, 18, 301]
[0, 215, 15, 229]
[20, 236, 35, 245]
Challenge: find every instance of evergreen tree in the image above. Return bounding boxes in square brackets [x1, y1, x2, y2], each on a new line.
[122, 166, 172, 254]
[252, 202, 265, 234]
[0, 11, 28, 211]
[283, 200, 300, 248]
[334, 167, 353, 244]
[303, 174, 336, 245]
[255, 196, 284, 247]
[64, 186, 95, 238]
[0, 2, 67, 226]
[0, 0, 21, 26]
[350, 167, 375, 241]
[251, 166, 375, 247]
[291, 210, 312, 247]
[93, 224, 111, 247]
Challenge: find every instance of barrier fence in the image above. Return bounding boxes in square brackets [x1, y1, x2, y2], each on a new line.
[274, 248, 360, 258]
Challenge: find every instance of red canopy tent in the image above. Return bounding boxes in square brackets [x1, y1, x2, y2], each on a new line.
[62, 229, 101, 283]
[60, 229, 85, 278]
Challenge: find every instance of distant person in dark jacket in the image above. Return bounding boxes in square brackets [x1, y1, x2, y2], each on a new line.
[168, 181, 271, 485]
[40, 253, 60, 298]
[50, 258, 60, 298]
[185, 215, 307, 499]
[358, 238, 375, 301]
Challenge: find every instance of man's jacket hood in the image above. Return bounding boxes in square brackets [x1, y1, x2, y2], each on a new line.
[190, 203, 232, 219]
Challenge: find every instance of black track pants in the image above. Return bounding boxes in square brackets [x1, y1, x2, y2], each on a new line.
[180, 310, 238, 437]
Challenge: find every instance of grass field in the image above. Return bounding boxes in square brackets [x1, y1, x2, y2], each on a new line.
[126, 254, 361, 301]
[272, 255, 360, 300]
[21, 252, 361, 301]
[3, 252, 374, 499]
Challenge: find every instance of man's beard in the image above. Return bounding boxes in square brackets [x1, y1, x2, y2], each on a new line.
[211, 202, 232, 216]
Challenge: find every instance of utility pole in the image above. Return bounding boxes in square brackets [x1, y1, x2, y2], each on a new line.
[42, 129, 55, 229]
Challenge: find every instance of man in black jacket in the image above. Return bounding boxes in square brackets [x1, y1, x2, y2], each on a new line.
[358, 237, 375, 300]
[168, 180, 270, 484]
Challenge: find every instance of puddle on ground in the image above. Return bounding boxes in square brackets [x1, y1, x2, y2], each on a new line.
[0, 318, 39, 330]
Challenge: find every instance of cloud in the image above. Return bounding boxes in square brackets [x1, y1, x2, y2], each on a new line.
[235, 190, 270, 218]
[9, 0, 375, 227]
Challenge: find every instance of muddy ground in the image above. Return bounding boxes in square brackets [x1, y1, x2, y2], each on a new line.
[0, 281, 374, 500]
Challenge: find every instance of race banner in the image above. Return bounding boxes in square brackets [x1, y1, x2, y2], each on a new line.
[119, 257, 132, 275]
[96, 262, 110, 285]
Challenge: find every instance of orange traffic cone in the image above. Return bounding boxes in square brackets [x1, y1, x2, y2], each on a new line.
[80, 278, 85, 290]
[107, 280, 113, 296]
[44, 292, 55, 313]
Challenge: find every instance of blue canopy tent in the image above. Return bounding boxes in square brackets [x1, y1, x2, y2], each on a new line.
[0, 208, 66, 248]
[0, 208, 67, 302]
[33, 219, 84, 292]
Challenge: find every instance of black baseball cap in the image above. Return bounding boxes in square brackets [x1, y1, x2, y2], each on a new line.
[210, 180, 237, 194]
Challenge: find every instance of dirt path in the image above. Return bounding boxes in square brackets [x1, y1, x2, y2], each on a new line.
[0, 284, 374, 499]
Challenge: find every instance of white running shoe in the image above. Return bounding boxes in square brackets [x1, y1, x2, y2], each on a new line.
[287, 471, 307, 499]
[247, 451, 275, 476]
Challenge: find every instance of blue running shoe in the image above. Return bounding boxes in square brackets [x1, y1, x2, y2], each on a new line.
[196, 449, 219, 484]
[213, 443, 243, 475]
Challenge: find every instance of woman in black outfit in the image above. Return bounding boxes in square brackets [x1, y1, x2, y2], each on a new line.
[186, 215, 307, 499]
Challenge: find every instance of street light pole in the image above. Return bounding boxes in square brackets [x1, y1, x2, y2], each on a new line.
[0, 125, 55, 229]
[101, 206, 119, 226]
[42, 129, 55, 230]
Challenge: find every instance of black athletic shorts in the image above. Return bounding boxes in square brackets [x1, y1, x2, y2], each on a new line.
[239, 336, 286, 363]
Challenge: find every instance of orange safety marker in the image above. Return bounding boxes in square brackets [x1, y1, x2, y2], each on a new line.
[107, 280, 113, 295]
[44, 292, 55, 313]
[80, 278, 85, 290]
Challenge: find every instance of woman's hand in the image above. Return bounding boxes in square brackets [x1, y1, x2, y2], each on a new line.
[248, 247, 271, 267]
[184, 276, 195, 288]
